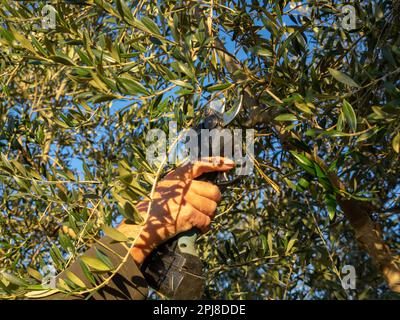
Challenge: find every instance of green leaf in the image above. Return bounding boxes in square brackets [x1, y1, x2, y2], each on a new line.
[11, 160, 26, 176]
[325, 194, 337, 220]
[49, 54, 76, 66]
[50, 245, 65, 269]
[284, 177, 297, 191]
[115, 0, 133, 21]
[274, 113, 298, 122]
[80, 256, 112, 272]
[79, 260, 96, 286]
[58, 233, 73, 252]
[95, 249, 115, 270]
[204, 82, 232, 92]
[294, 101, 313, 115]
[260, 234, 267, 254]
[289, 151, 313, 167]
[314, 163, 327, 179]
[31, 36, 47, 56]
[267, 232, 274, 255]
[328, 68, 360, 88]
[250, 46, 272, 57]
[141, 16, 161, 35]
[392, 132, 400, 153]
[24, 289, 61, 298]
[290, 151, 315, 175]
[120, 201, 144, 224]
[297, 178, 310, 192]
[27, 267, 42, 282]
[1, 272, 27, 287]
[170, 79, 194, 89]
[10, 27, 35, 53]
[102, 225, 128, 242]
[65, 271, 86, 288]
[342, 100, 357, 132]
[285, 238, 297, 254]
[0, 27, 15, 43]
[117, 77, 149, 95]
[0, 153, 12, 169]
[171, 61, 195, 79]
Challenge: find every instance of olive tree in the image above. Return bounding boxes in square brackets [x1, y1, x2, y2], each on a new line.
[0, 0, 399, 299]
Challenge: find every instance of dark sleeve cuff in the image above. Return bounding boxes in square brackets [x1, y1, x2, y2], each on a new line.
[47, 236, 148, 300]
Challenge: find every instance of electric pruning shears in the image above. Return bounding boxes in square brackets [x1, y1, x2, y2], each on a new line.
[141, 88, 243, 299]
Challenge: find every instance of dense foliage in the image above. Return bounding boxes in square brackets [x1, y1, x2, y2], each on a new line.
[0, 0, 399, 299]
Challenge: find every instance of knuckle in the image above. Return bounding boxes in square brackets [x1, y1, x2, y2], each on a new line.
[188, 213, 200, 227]
[204, 215, 211, 226]
[208, 200, 217, 213]
[184, 162, 195, 175]
[200, 216, 211, 231]
[210, 185, 222, 201]
[185, 204, 197, 218]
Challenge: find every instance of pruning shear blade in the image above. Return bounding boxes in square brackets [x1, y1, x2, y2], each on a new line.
[207, 88, 243, 126]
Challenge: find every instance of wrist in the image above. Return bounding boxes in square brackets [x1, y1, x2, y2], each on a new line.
[130, 219, 163, 265]
[116, 201, 161, 266]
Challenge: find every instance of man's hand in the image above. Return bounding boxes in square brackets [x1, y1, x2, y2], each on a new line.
[117, 157, 235, 265]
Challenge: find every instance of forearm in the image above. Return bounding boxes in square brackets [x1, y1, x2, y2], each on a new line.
[31, 236, 148, 300]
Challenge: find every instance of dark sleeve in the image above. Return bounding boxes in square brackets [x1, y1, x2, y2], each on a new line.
[40, 237, 148, 300]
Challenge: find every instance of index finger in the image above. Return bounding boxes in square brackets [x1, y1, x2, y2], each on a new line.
[169, 157, 235, 180]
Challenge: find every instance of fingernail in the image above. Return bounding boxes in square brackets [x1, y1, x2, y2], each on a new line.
[223, 158, 235, 165]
